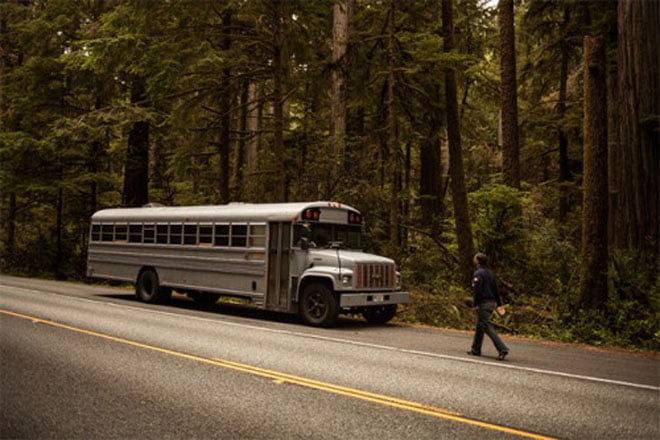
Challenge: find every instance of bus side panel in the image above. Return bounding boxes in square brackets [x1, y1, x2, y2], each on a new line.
[87, 243, 136, 282]
[87, 243, 267, 302]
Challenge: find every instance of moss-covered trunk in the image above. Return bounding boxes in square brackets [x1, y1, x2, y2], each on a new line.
[498, 0, 520, 189]
[443, 0, 475, 285]
[122, 76, 149, 207]
[612, 0, 660, 256]
[579, 34, 608, 309]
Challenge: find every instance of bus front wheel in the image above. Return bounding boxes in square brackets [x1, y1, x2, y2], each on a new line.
[299, 283, 339, 327]
[362, 304, 397, 325]
[136, 269, 171, 304]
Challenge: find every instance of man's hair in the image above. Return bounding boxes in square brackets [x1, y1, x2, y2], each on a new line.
[474, 253, 487, 265]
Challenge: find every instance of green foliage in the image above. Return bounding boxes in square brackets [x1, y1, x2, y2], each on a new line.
[468, 183, 527, 265]
[397, 285, 474, 331]
[602, 252, 660, 349]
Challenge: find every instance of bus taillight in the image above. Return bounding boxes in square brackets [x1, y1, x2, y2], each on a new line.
[302, 208, 321, 221]
[348, 211, 362, 224]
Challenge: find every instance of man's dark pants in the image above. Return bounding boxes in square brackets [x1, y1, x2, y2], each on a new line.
[471, 300, 508, 354]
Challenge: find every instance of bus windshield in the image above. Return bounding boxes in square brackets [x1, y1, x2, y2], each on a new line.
[294, 223, 363, 250]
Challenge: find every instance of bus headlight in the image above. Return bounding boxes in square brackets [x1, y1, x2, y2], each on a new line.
[341, 274, 352, 286]
[396, 272, 402, 289]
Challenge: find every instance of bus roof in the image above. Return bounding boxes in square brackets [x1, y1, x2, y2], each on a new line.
[91, 201, 360, 223]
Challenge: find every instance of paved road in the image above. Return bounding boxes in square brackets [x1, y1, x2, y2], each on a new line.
[1, 275, 658, 439]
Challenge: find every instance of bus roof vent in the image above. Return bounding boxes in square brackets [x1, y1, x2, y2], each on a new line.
[142, 203, 165, 208]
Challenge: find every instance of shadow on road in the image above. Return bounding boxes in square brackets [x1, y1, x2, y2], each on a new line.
[96, 293, 374, 330]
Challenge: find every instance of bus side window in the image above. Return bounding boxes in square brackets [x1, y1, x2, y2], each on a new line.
[249, 224, 266, 247]
[231, 224, 247, 247]
[91, 224, 101, 242]
[199, 225, 213, 245]
[156, 225, 168, 244]
[170, 224, 182, 244]
[114, 225, 128, 242]
[143, 225, 155, 243]
[184, 224, 197, 245]
[101, 225, 114, 242]
[214, 225, 229, 246]
[129, 225, 142, 243]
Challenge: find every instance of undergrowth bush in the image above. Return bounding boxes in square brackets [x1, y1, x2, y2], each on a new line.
[556, 252, 660, 350]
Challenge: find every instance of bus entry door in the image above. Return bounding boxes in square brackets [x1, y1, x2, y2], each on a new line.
[266, 222, 291, 311]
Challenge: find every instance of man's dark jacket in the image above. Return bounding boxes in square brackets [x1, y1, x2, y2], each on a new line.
[472, 265, 502, 307]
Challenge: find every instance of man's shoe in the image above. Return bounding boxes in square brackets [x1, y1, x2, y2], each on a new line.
[497, 350, 509, 361]
[467, 350, 481, 356]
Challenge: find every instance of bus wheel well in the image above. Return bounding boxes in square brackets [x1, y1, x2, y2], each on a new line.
[298, 276, 335, 300]
[135, 266, 171, 304]
[136, 266, 158, 284]
[297, 277, 339, 327]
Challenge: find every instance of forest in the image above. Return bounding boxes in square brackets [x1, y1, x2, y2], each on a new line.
[1, 0, 658, 349]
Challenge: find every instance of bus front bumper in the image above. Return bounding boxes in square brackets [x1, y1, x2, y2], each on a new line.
[339, 291, 410, 307]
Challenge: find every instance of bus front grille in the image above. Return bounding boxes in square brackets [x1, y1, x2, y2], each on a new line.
[355, 263, 395, 289]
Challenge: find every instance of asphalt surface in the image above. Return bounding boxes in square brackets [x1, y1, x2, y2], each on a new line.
[1, 275, 658, 439]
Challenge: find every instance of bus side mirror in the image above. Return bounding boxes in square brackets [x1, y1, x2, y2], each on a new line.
[300, 237, 310, 251]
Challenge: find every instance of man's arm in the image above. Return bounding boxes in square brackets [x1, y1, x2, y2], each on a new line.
[472, 272, 484, 307]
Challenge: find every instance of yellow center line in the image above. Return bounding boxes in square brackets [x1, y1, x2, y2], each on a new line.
[210, 356, 460, 415]
[0, 308, 557, 440]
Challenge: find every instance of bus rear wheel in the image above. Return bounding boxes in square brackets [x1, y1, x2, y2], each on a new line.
[136, 269, 171, 304]
[362, 304, 397, 325]
[299, 283, 338, 327]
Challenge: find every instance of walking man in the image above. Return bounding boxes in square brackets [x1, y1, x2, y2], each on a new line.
[467, 253, 509, 360]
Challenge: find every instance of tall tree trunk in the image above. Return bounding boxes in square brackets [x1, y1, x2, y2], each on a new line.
[54, 169, 64, 280]
[329, 0, 351, 183]
[90, 79, 107, 215]
[442, 0, 475, 285]
[272, 0, 286, 202]
[298, 80, 311, 197]
[606, 7, 620, 248]
[613, 0, 660, 255]
[498, 0, 520, 188]
[557, 7, 571, 222]
[403, 140, 411, 246]
[234, 79, 248, 200]
[122, 76, 149, 207]
[579, 34, 608, 309]
[377, 80, 388, 187]
[387, 0, 400, 255]
[404, 140, 411, 217]
[88, 3, 106, 215]
[246, 82, 263, 170]
[6, 193, 16, 258]
[89, 142, 99, 213]
[419, 120, 443, 228]
[1, 16, 17, 258]
[218, 9, 232, 204]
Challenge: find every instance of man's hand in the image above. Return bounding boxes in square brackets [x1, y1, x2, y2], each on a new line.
[496, 306, 506, 316]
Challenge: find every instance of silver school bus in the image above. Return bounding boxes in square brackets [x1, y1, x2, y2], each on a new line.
[87, 201, 410, 326]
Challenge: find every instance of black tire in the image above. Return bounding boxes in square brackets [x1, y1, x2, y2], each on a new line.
[136, 269, 171, 304]
[362, 304, 397, 325]
[192, 291, 220, 306]
[299, 283, 339, 327]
